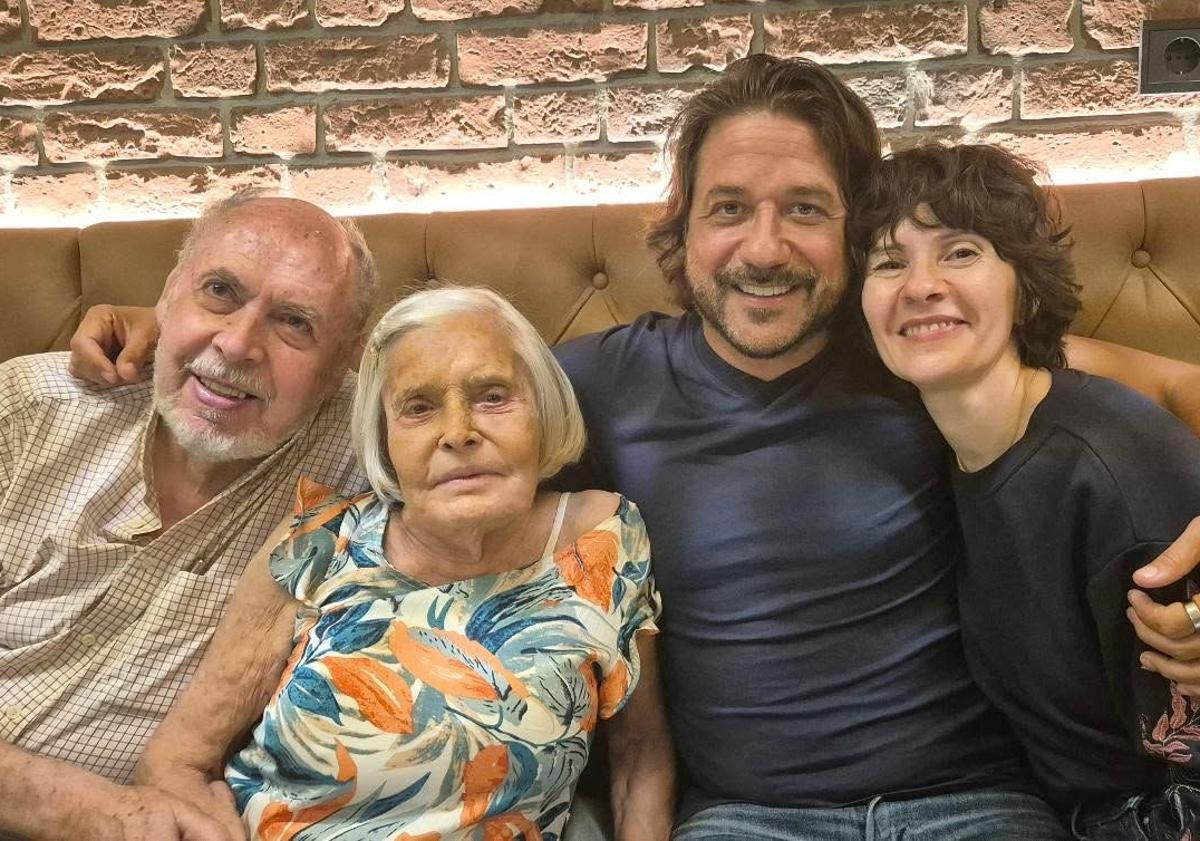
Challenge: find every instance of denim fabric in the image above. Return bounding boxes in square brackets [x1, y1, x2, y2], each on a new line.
[1070, 785, 1200, 841]
[671, 789, 1069, 841]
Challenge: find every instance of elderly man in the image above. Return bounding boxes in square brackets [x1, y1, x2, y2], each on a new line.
[0, 193, 374, 840]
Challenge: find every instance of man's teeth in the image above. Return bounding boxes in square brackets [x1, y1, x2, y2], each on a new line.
[736, 284, 793, 297]
[197, 375, 250, 399]
[902, 321, 959, 337]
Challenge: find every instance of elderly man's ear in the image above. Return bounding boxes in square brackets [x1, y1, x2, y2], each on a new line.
[68, 304, 159, 386]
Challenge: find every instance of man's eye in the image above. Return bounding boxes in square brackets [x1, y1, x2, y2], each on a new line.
[713, 202, 742, 218]
[481, 389, 507, 405]
[789, 203, 822, 217]
[204, 280, 234, 299]
[403, 401, 433, 417]
[281, 315, 312, 334]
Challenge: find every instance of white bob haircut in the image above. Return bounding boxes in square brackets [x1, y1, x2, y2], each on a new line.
[351, 285, 587, 506]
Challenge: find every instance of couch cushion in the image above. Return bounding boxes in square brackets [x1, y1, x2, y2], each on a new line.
[0, 228, 82, 361]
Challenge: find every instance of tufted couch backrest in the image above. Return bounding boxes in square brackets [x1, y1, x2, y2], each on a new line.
[3, 179, 1200, 364]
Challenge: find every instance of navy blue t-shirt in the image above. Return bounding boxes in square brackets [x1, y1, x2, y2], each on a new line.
[553, 312, 1025, 811]
[954, 369, 1200, 809]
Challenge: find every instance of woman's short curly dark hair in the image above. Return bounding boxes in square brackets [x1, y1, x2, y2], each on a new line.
[647, 54, 881, 309]
[848, 143, 1081, 369]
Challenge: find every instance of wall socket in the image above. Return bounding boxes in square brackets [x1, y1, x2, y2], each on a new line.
[1141, 19, 1200, 94]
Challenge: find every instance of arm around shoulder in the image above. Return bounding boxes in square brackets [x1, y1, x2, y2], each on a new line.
[1066, 335, 1200, 435]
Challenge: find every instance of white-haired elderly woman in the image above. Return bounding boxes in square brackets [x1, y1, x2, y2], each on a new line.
[137, 287, 674, 841]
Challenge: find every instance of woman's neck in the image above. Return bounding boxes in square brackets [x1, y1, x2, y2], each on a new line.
[383, 493, 553, 586]
[920, 362, 1053, 473]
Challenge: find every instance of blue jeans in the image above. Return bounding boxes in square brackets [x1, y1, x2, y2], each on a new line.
[1069, 785, 1200, 840]
[672, 789, 1069, 841]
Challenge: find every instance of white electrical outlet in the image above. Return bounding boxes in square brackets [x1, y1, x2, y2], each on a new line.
[1140, 19, 1200, 94]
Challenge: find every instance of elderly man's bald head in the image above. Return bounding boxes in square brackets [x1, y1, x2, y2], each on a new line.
[168, 190, 378, 338]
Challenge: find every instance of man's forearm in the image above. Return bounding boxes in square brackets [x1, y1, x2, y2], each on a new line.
[0, 740, 120, 839]
[610, 734, 676, 841]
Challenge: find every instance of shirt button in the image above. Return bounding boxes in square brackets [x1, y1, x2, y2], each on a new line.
[79, 632, 99, 649]
[3, 706, 25, 723]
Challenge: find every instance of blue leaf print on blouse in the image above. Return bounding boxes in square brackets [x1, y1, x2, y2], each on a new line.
[326, 618, 391, 654]
[287, 666, 343, 724]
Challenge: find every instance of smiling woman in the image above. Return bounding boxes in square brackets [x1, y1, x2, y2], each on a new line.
[851, 144, 1200, 839]
[135, 286, 674, 841]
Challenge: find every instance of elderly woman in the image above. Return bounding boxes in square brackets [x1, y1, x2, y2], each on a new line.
[136, 287, 673, 841]
[853, 144, 1200, 839]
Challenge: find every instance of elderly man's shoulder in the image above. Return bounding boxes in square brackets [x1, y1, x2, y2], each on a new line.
[0, 352, 148, 415]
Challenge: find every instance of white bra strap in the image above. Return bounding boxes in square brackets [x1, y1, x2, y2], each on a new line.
[541, 492, 570, 558]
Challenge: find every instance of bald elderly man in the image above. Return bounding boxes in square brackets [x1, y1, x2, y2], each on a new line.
[0, 193, 375, 841]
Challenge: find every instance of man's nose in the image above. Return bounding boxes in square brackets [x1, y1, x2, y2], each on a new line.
[211, 311, 266, 364]
[739, 209, 790, 268]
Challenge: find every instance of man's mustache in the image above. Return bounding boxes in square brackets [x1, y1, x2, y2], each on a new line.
[714, 265, 819, 292]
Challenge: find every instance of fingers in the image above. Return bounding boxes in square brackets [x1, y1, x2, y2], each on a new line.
[1133, 517, 1200, 587]
[114, 310, 159, 381]
[208, 781, 247, 841]
[171, 795, 237, 841]
[1128, 593, 1200, 698]
[67, 306, 121, 386]
[1136, 651, 1200, 698]
[1128, 589, 1198, 641]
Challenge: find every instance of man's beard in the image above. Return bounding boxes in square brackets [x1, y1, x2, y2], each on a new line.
[153, 346, 295, 463]
[688, 264, 842, 360]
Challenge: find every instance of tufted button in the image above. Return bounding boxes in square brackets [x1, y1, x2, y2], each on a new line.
[1131, 249, 1152, 268]
[591, 272, 609, 290]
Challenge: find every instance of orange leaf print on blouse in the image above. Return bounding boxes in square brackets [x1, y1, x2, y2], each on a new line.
[481, 812, 542, 841]
[325, 656, 414, 734]
[395, 834, 441, 841]
[578, 657, 599, 733]
[554, 531, 618, 610]
[389, 623, 529, 702]
[291, 478, 353, 537]
[461, 744, 509, 827]
[258, 742, 358, 841]
[598, 659, 629, 719]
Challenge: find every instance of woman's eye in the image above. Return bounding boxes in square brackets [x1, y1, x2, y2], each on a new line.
[480, 390, 508, 405]
[870, 259, 904, 273]
[403, 401, 433, 418]
[947, 246, 981, 261]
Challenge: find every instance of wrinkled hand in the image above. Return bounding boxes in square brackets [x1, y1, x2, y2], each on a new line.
[55, 784, 234, 841]
[67, 304, 158, 387]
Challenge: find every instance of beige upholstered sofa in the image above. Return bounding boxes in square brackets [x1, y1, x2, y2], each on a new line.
[1, 181, 1199, 838]
[4, 179, 1200, 366]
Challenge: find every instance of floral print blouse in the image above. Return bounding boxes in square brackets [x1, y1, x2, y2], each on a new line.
[226, 480, 660, 841]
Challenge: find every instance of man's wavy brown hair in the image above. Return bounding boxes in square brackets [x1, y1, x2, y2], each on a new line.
[646, 54, 882, 308]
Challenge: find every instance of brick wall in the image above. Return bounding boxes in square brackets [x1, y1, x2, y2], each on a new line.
[0, 0, 1198, 223]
